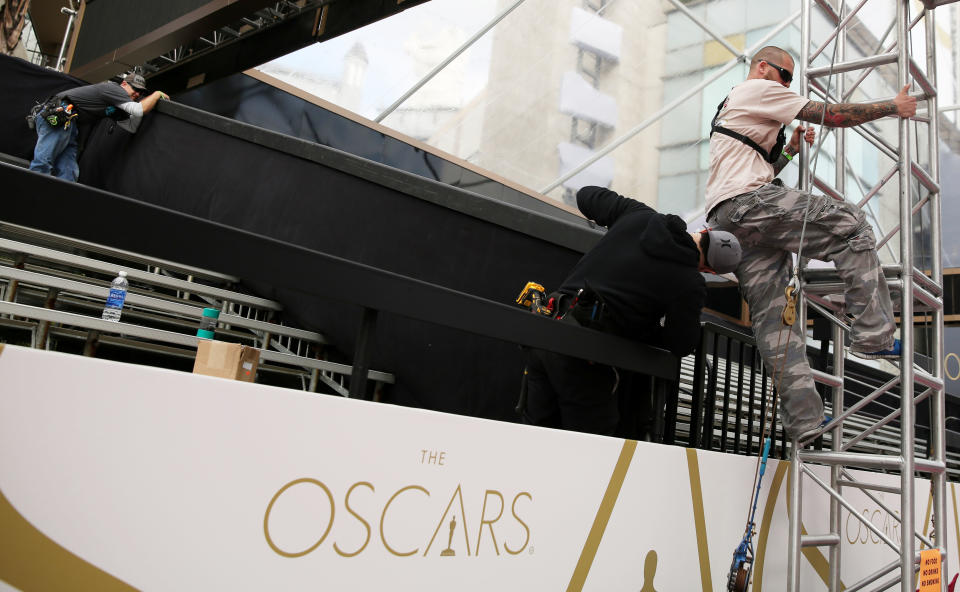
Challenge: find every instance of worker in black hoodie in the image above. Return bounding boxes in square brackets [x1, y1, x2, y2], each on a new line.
[523, 185, 742, 436]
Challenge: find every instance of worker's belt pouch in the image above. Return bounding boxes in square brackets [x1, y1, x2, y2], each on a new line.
[571, 299, 608, 331]
[556, 282, 608, 331]
[38, 99, 73, 129]
[25, 101, 46, 130]
[548, 292, 573, 319]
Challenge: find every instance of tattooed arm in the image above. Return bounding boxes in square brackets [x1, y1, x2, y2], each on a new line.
[796, 83, 916, 128]
[796, 100, 896, 127]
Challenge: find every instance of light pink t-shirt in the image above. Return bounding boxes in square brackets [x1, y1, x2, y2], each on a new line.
[704, 79, 810, 215]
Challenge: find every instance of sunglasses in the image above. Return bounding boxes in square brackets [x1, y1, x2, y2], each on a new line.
[763, 60, 793, 84]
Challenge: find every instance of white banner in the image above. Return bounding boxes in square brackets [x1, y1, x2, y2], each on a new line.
[0, 345, 954, 591]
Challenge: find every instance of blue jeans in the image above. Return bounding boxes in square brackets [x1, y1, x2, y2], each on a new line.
[29, 113, 79, 182]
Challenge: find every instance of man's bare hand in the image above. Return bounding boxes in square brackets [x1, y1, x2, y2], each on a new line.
[787, 125, 815, 155]
[893, 83, 917, 118]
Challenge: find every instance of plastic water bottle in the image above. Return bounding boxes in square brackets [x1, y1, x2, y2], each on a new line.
[101, 271, 129, 322]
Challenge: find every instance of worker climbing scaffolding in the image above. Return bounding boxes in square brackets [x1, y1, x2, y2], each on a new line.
[704, 44, 916, 440]
[708, 39, 925, 590]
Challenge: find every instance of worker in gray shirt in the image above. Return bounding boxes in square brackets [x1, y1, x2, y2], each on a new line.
[28, 72, 168, 182]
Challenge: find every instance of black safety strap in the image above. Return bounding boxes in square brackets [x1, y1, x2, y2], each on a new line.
[710, 96, 785, 164]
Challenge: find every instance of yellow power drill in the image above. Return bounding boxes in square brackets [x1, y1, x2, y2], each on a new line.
[515, 281, 554, 317]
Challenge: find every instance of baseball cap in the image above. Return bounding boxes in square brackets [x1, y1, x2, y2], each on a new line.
[702, 230, 742, 274]
[123, 73, 148, 92]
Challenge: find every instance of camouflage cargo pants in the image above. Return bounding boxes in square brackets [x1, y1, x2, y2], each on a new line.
[708, 183, 896, 437]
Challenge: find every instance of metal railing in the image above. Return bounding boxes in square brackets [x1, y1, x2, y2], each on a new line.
[669, 321, 960, 482]
[664, 322, 788, 459]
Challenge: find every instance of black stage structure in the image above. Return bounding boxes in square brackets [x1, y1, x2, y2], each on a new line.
[0, 159, 681, 432]
[4, 54, 959, 454]
[1, 54, 702, 430]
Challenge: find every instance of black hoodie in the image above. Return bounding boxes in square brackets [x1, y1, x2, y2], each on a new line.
[559, 186, 706, 357]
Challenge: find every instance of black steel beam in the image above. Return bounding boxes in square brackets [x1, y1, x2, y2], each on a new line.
[349, 307, 378, 398]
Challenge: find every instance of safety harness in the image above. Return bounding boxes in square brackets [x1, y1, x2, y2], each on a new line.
[710, 96, 786, 164]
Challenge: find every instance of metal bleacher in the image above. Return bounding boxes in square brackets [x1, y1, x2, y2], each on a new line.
[0, 221, 395, 397]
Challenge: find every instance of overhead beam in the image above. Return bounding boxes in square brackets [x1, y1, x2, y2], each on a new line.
[68, 0, 274, 82]
[61, 0, 434, 95]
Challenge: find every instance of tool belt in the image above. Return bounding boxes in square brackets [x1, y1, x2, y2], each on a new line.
[27, 97, 77, 130]
[551, 283, 611, 332]
[513, 279, 611, 330]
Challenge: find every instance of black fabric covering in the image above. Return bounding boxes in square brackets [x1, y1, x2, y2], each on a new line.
[79, 111, 580, 299]
[0, 54, 86, 161]
[175, 72, 583, 224]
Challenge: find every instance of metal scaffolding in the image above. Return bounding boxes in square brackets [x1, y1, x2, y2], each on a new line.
[787, 1, 952, 591]
[355, 1, 957, 587]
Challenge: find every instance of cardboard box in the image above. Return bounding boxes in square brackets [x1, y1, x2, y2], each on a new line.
[193, 340, 260, 382]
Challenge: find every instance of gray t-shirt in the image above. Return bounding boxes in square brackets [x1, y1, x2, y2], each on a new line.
[58, 82, 143, 132]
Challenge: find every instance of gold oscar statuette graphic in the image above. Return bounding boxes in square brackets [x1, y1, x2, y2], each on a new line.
[640, 549, 659, 592]
[441, 515, 457, 557]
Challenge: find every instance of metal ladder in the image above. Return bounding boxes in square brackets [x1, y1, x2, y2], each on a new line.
[787, 1, 952, 590]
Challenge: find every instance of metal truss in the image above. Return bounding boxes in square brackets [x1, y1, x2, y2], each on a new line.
[140, 1, 329, 77]
[787, 1, 949, 591]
